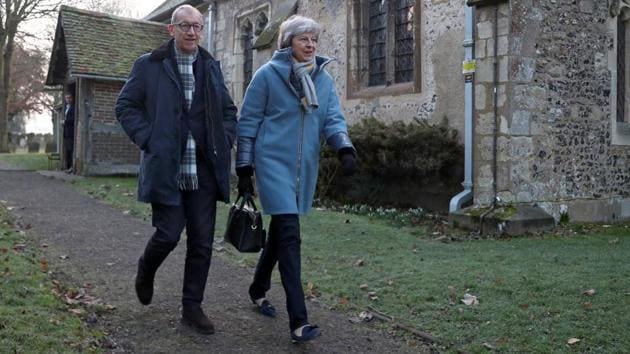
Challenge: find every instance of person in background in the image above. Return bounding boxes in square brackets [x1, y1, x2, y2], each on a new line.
[62, 92, 75, 173]
[115, 4, 237, 335]
[235, 15, 357, 343]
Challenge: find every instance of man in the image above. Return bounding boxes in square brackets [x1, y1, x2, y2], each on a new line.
[115, 5, 237, 335]
[63, 92, 75, 173]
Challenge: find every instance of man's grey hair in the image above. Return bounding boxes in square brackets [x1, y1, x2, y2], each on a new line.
[277, 15, 321, 49]
[171, 4, 203, 24]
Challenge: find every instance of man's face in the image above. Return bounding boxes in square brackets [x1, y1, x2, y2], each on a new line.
[168, 9, 203, 54]
[64, 94, 73, 104]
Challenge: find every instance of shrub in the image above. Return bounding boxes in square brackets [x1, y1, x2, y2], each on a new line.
[317, 117, 464, 210]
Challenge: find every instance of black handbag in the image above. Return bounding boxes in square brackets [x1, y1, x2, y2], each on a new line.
[224, 193, 266, 252]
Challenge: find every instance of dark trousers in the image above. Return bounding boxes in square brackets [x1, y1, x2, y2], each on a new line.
[249, 214, 308, 331]
[64, 140, 73, 169]
[140, 153, 218, 308]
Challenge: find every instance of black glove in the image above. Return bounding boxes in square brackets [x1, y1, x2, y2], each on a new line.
[236, 166, 254, 196]
[338, 148, 357, 176]
[237, 176, 254, 196]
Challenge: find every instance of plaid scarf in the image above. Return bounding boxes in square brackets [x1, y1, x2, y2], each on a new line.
[292, 58, 318, 113]
[175, 46, 199, 190]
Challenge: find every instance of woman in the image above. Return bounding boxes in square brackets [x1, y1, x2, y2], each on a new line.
[235, 15, 357, 343]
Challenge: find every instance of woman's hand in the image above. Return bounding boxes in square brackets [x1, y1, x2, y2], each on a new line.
[236, 166, 254, 196]
[338, 148, 357, 176]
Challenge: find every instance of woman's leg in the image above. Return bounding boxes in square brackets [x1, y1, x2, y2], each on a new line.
[248, 215, 280, 300]
[273, 214, 308, 330]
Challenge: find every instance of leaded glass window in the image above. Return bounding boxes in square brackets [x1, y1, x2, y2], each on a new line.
[395, 0, 414, 83]
[367, 0, 415, 87]
[369, 0, 387, 86]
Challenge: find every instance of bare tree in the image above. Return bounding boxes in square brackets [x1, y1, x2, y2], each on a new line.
[9, 41, 51, 125]
[78, 0, 132, 16]
[0, 0, 60, 152]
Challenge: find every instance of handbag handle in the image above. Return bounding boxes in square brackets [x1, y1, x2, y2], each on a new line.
[235, 192, 259, 211]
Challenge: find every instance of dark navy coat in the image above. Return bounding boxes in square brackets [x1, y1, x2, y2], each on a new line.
[116, 40, 237, 206]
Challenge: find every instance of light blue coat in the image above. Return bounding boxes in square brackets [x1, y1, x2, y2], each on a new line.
[237, 48, 353, 214]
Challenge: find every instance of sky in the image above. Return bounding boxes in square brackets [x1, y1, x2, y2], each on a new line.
[25, 0, 167, 134]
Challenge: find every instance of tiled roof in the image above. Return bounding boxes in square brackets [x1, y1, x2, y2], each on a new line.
[46, 5, 170, 85]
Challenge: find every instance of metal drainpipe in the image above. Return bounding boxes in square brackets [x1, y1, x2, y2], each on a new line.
[449, 4, 475, 212]
[205, 1, 216, 54]
[490, 2, 499, 206]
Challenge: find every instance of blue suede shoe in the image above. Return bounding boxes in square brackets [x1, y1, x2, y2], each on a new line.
[252, 298, 276, 317]
[291, 324, 321, 343]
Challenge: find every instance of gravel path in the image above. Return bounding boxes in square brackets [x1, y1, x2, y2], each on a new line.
[0, 169, 426, 353]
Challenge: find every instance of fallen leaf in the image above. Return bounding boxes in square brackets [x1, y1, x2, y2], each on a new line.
[567, 338, 581, 345]
[69, 308, 85, 315]
[387, 279, 394, 286]
[582, 302, 592, 309]
[39, 259, 48, 272]
[583, 289, 596, 296]
[609, 238, 619, 244]
[106, 262, 115, 266]
[49, 318, 60, 325]
[359, 283, 369, 290]
[519, 303, 529, 310]
[602, 225, 611, 228]
[338, 297, 349, 305]
[462, 293, 479, 306]
[367, 291, 377, 297]
[122, 210, 131, 215]
[354, 259, 364, 267]
[482, 342, 495, 349]
[60, 255, 68, 260]
[12, 243, 26, 252]
[344, 219, 351, 224]
[359, 311, 374, 322]
[348, 316, 361, 323]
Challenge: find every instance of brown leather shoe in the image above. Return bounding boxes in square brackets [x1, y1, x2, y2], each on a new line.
[181, 306, 215, 334]
[135, 257, 154, 305]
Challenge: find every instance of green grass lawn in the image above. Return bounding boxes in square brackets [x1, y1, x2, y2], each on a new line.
[70, 176, 630, 352]
[0, 203, 103, 352]
[0, 153, 49, 170]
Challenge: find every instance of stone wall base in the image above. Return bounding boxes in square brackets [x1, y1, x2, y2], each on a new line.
[83, 163, 138, 176]
[537, 198, 630, 223]
[450, 204, 555, 236]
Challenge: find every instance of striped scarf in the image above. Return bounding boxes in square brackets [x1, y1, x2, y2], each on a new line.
[175, 46, 199, 190]
[292, 58, 318, 113]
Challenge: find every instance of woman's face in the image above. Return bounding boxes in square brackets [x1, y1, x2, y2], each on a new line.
[291, 32, 317, 62]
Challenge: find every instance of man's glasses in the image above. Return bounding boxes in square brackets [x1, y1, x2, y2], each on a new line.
[175, 22, 204, 33]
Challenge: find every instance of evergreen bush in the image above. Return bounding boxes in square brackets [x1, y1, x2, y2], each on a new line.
[317, 117, 464, 210]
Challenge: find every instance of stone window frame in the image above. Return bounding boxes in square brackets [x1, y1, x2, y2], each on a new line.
[233, 3, 270, 99]
[346, 0, 422, 99]
[610, 0, 630, 145]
